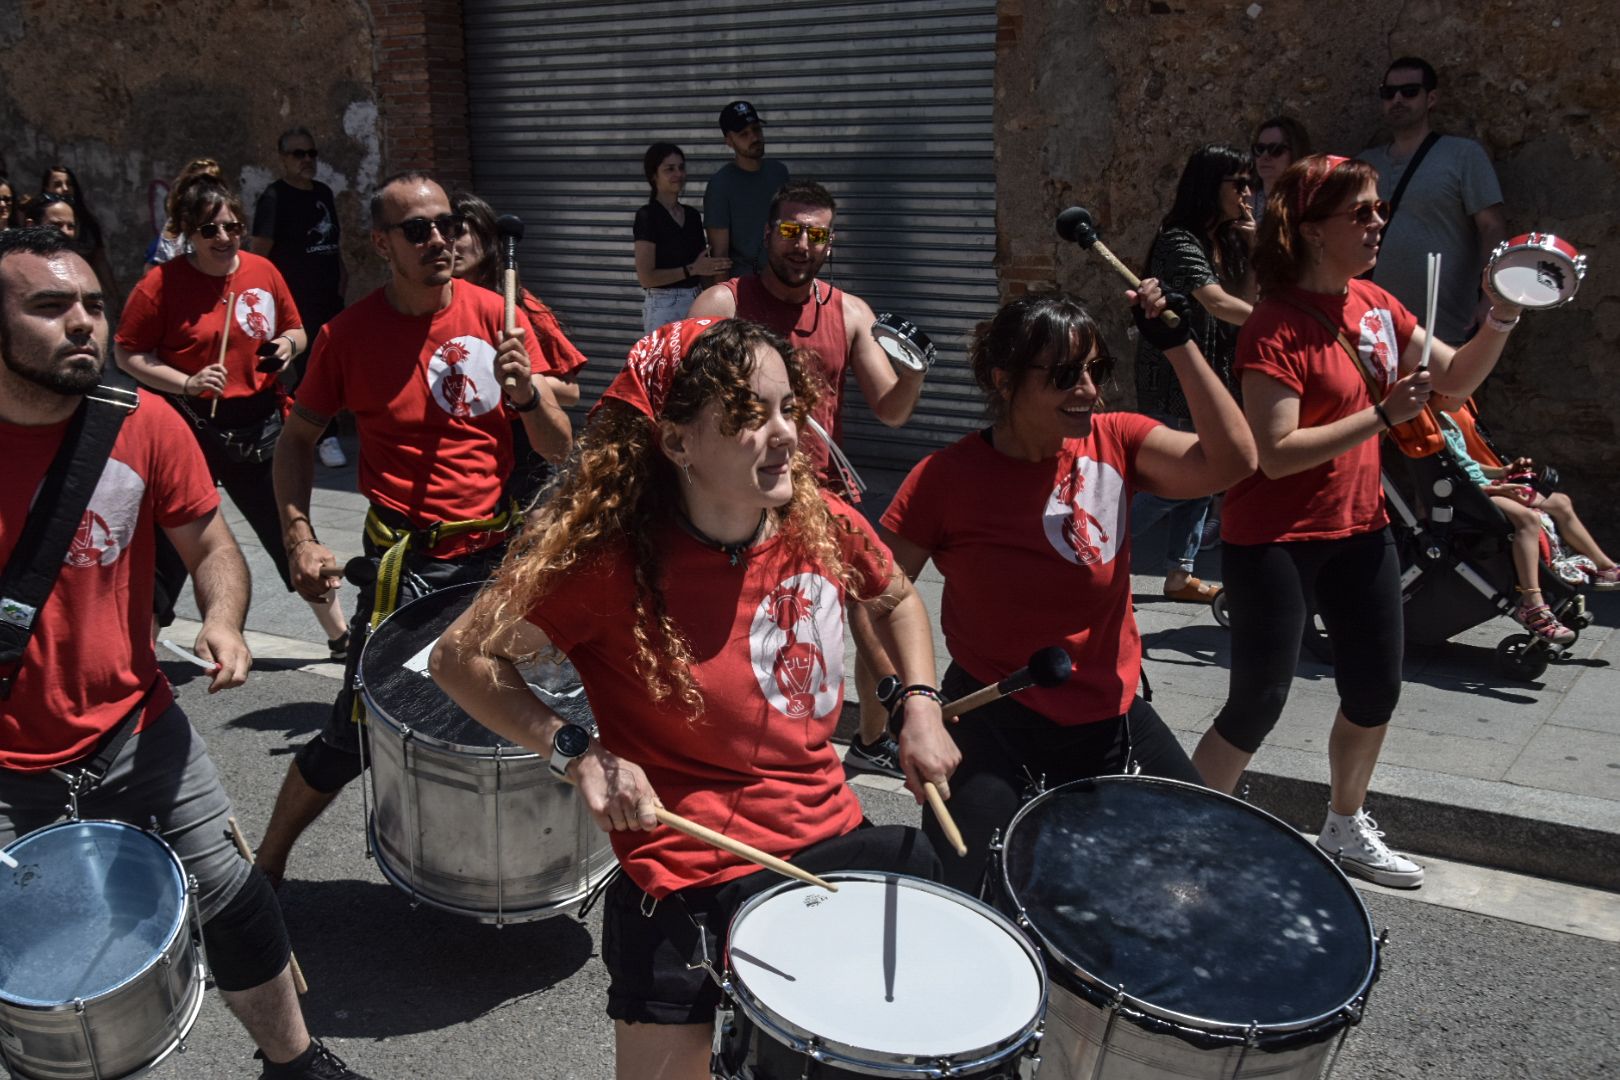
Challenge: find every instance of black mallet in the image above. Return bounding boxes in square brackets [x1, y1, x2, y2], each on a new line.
[1057, 206, 1181, 328]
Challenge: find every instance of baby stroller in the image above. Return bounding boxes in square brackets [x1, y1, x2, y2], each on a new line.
[1379, 413, 1592, 681]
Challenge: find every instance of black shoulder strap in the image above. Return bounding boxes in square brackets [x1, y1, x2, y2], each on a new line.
[1384, 132, 1443, 231]
[0, 371, 140, 698]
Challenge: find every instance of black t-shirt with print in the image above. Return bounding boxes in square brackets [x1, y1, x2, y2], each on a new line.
[252, 179, 344, 328]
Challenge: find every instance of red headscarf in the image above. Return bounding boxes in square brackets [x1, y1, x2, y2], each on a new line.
[592, 317, 726, 421]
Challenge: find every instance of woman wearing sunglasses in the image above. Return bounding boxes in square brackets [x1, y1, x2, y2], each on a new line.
[1249, 116, 1312, 220]
[879, 284, 1256, 891]
[1190, 154, 1525, 888]
[1132, 143, 1258, 603]
[117, 174, 349, 652]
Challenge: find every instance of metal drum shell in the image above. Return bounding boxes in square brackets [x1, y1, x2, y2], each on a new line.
[0, 822, 206, 1080]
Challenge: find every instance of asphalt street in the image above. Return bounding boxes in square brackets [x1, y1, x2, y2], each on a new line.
[59, 663, 1613, 1080]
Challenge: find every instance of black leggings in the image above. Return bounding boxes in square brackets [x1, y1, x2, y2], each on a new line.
[929, 662, 1202, 894]
[1211, 528, 1403, 754]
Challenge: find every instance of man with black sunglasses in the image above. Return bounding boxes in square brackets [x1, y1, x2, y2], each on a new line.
[1361, 56, 1506, 345]
[251, 127, 349, 467]
[255, 171, 573, 887]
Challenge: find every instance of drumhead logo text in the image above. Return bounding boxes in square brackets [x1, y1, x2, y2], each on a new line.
[1042, 454, 1125, 567]
[427, 335, 501, 419]
[1536, 260, 1566, 292]
[749, 573, 844, 721]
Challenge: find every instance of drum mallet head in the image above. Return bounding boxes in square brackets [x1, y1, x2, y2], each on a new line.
[1028, 646, 1074, 688]
[1055, 206, 1101, 247]
[496, 214, 524, 264]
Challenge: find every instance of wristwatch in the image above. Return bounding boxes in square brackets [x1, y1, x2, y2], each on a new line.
[548, 723, 591, 778]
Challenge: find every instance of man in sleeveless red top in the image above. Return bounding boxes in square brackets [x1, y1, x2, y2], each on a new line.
[691, 179, 927, 777]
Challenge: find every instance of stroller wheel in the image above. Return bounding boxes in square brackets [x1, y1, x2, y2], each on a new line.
[1495, 634, 1551, 682]
[1212, 590, 1231, 629]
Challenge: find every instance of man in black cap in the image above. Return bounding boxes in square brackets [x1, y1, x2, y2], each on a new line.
[703, 100, 791, 279]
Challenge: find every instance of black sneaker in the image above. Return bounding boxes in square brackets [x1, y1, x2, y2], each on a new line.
[327, 632, 350, 662]
[259, 1040, 372, 1079]
[844, 732, 905, 780]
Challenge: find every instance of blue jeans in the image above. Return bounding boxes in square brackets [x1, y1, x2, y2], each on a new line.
[642, 285, 700, 333]
[1130, 414, 1209, 575]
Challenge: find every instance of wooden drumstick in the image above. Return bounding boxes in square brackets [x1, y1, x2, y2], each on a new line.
[496, 214, 525, 394]
[226, 817, 308, 995]
[939, 646, 1074, 721]
[875, 680, 969, 856]
[652, 807, 839, 892]
[1056, 207, 1181, 328]
[210, 291, 235, 419]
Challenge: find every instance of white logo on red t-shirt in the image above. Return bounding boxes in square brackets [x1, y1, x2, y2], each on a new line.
[56, 459, 145, 568]
[1358, 308, 1400, 391]
[749, 573, 844, 720]
[427, 335, 501, 419]
[1042, 455, 1126, 567]
[235, 288, 276, 342]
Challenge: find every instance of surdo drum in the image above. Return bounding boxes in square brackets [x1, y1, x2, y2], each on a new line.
[360, 582, 616, 924]
[996, 778, 1379, 1079]
[1487, 232, 1587, 309]
[0, 821, 206, 1080]
[713, 873, 1048, 1078]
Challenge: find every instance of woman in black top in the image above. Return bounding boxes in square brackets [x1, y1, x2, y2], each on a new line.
[633, 142, 730, 332]
[1130, 144, 1257, 602]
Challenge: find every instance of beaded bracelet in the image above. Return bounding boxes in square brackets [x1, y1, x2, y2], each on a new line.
[287, 536, 322, 556]
[887, 683, 946, 724]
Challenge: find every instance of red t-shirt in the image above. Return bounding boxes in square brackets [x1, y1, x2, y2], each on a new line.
[1222, 280, 1416, 544]
[527, 491, 890, 897]
[724, 276, 849, 478]
[519, 289, 588, 379]
[0, 396, 219, 772]
[296, 283, 553, 557]
[882, 415, 1161, 726]
[117, 252, 303, 399]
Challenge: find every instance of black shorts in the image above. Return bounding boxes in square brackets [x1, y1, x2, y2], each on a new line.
[602, 823, 940, 1025]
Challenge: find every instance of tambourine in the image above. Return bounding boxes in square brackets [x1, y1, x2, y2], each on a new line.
[1487, 232, 1587, 310]
[871, 312, 936, 373]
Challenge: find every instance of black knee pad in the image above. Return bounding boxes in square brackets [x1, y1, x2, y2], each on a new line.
[202, 868, 291, 992]
[294, 732, 365, 793]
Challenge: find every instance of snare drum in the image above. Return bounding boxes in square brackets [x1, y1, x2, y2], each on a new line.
[1488, 232, 1587, 309]
[0, 820, 205, 1080]
[997, 777, 1378, 1079]
[360, 582, 616, 923]
[714, 872, 1047, 1078]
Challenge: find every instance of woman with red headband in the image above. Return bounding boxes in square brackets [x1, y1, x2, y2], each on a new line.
[430, 317, 957, 1079]
[1190, 154, 1525, 888]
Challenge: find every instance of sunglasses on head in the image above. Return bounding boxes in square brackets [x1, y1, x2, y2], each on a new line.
[772, 220, 833, 247]
[387, 214, 466, 244]
[1378, 83, 1425, 100]
[196, 221, 246, 239]
[1028, 353, 1114, 391]
[1252, 141, 1290, 159]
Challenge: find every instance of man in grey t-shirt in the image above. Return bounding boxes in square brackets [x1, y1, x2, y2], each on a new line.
[703, 100, 791, 278]
[1361, 56, 1506, 344]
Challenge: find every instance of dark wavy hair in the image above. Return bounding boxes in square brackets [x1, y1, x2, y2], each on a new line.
[1155, 143, 1253, 290]
[642, 142, 683, 193]
[969, 292, 1112, 421]
[1253, 155, 1381, 292]
[171, 175, 246, 237]
[39, 164, 105, 250]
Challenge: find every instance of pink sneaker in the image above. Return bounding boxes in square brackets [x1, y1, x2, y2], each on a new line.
[1515, 600, 1576, 645]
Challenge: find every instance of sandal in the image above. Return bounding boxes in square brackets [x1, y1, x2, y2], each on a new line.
[1514, 600, 1576, 645]
[1589, 566, 1620, 591]
[1163, 577, 1222, 604]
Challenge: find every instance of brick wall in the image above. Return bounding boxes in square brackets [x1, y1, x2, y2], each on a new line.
[367, 0, 472, 190]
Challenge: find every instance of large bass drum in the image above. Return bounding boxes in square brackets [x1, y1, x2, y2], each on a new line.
[0, 820, 206, 1080]
[360, 582, 616, 924]
[997, 777, 1379, 1079]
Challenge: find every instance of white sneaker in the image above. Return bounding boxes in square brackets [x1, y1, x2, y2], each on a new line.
[317, 437, 347, 468]
[1316, 808, 1424, 888]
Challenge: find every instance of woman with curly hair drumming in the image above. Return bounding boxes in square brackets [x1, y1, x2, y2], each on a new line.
[431, 316, 958, 1080]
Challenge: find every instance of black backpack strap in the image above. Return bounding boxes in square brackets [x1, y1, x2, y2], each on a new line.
[1383, 131, 1442, 234]
[0, 372, 140, 699]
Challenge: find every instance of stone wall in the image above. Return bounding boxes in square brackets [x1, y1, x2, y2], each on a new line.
[996, 0, 1620, 531]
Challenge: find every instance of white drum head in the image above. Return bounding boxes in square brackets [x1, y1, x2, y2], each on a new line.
[1491, 248, 1581, 309]
[727, 875, 1043, 1060]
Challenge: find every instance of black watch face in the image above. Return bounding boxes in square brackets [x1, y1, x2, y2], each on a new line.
[875, 675, 901, 707]
[555, 723, 591, 757]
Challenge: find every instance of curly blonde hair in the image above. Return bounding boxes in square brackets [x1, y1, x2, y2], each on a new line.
[463, 319, 886, 718]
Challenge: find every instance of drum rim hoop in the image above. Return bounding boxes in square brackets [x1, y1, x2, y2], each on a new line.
[723, 871, 1048, 1071]
[1488, 234, 1585, 309]
[998, 775, 1380, 1043]
[872, 314, 937, 370]
[0, 819, 193, 1010]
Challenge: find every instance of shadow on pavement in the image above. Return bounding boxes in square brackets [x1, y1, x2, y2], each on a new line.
[222, 699, 331, 740]
[277, 877, 597, 1038]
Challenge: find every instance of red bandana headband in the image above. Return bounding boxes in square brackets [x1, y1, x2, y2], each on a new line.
[1298, 154, 1351, 218]
[592, 317, 726, 422]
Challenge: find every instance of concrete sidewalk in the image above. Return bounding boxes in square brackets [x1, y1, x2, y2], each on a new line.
[178, 437, 1620, 892]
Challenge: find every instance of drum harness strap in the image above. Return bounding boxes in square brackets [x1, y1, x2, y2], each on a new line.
[349, 500, 520, 724]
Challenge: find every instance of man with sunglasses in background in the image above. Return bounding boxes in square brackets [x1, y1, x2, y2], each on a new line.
[703, 100, 791, 279]
[254, 172, 573, 887]
[691, 178, 928, 780]
[1361, 56, 1506, 345]
[251, 127, 350, 468]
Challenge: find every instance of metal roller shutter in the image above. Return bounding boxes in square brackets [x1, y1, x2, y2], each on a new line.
[463, 0, 998, 470]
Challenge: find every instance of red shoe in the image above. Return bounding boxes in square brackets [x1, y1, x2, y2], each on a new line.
[1514, 600, 1576, 645]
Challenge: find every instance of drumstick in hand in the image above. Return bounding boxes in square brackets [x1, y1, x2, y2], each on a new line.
[941, 647, 1074, 720]
[496, 215, 524, 393]
[226, 817, 308, 994]
[874, 680, 968, 856]
[653, 807, 839, 892]
[1056, 208, 1181, 328]
[210, 291, 235, 419]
